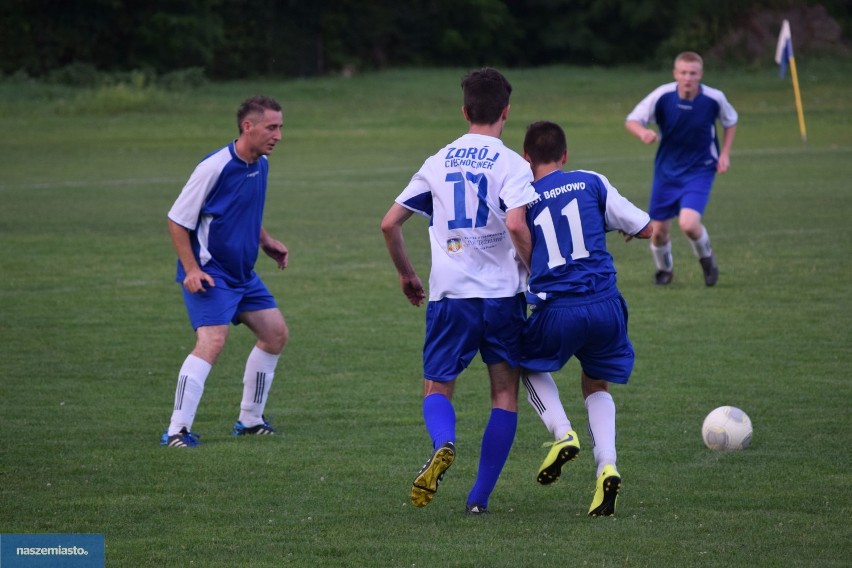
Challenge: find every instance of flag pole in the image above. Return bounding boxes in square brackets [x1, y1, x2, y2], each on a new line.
[775, 19, 807, 144]
[787, 54, 807, 144]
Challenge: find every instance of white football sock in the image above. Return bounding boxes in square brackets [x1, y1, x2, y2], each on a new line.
[523, 372, 572, 439]
[650, 241, 673, 271]
[168, 354, 212, 435]
[238, 346, 280, 427]
[689, 226, 713, 259]
[585, 391, 617, 477]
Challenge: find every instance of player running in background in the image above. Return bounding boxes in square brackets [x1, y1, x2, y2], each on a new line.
[508, 120, 651, 516]
[381, 68, 541, 515]
[161, 95, 290, 447]
[625, 51, 737, 286]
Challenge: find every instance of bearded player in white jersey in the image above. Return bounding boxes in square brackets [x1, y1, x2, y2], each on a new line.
[382, 68, 554, 515]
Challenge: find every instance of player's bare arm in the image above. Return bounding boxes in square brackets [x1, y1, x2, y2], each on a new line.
[168, 219, 215, 293]
[717, 124, 737, 174]
[621, 222, 653, 242]
[506, 206, 532, 273]
[260, 226, 288, 269]
[625, 120, 658, 144]
[381, 203, 425, 306]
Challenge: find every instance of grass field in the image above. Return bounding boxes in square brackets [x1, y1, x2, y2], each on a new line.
[1, 60, 851, 567]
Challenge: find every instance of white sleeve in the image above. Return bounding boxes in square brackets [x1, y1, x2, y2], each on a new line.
[626, 83, 676, 126]
[167, 159, 221, 229]
[499, 154, 538, 210]
[600, 175, 650, 235]
[395, 164, 434, 219]
[704, 86, 739, 128]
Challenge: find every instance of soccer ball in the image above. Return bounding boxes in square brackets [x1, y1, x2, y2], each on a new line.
[701, 406, 752, 450]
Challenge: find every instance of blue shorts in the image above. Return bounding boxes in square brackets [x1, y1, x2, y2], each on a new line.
[649, 172, 715, 220]
[423, 295, 526, 382]
[521, 292, 634, 384]
[181, 273, 277, 330]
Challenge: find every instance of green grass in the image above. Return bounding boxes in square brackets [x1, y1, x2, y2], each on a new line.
[1, 60, 851, 567]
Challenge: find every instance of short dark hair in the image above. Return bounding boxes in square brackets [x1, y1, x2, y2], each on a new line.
[236, 95, 282, 133]
[523, 121, 567, 166]
[461, 68, 512, 125]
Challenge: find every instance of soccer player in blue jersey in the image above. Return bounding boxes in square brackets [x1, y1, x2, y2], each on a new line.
[160, 96, 290, 447]
[626, 51, 738, 286]
[507, 120, 652, 516]
[381, 68, 541, 515]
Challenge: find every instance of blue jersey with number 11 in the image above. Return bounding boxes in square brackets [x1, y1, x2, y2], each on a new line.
[526, 169, 649, 300]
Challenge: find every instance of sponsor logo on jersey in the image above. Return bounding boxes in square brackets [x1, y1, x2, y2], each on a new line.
[446, 238, 463, 254]
[444, 145, 500, 169]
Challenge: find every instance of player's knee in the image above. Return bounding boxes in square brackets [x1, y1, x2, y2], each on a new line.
[679, 218, 696, 235]
[678, 211, 703, 237]
[268, 320, 289, 353]
[194, 335, 228, 363]
[252, 318, 288, 355]
[650, 222, 669, 245]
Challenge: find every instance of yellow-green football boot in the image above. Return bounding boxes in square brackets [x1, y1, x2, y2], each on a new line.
[588, 464, 621, 516]
[537, 430, 580, 485]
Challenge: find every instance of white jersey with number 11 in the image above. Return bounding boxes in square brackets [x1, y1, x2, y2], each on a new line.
[396, 133, 539, 301]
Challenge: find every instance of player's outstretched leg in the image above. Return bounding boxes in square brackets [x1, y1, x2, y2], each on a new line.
[410, 442, 455, 507]
[537, 430, 580, 485]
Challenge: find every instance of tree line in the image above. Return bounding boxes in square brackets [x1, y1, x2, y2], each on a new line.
[1, 0, 848, 80]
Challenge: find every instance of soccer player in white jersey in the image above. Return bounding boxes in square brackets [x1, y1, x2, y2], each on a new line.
[626, 51, 738, 286]
[507, 121, 651, 516]
[160, 96, 290, 447]
[381, 68, 540, 515]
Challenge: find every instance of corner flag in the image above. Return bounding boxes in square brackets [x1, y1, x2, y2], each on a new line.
[775, 19, 807, 143]
[774, 19, 793, 78]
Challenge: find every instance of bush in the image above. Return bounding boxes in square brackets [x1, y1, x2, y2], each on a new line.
[45, 62, 105, 87]
[53, 82, 169, 115]
[157, 67, 208, 90]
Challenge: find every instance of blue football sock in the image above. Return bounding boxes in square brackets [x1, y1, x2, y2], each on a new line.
[423, 393, 455, 450]
[467, 408, 518, 508]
